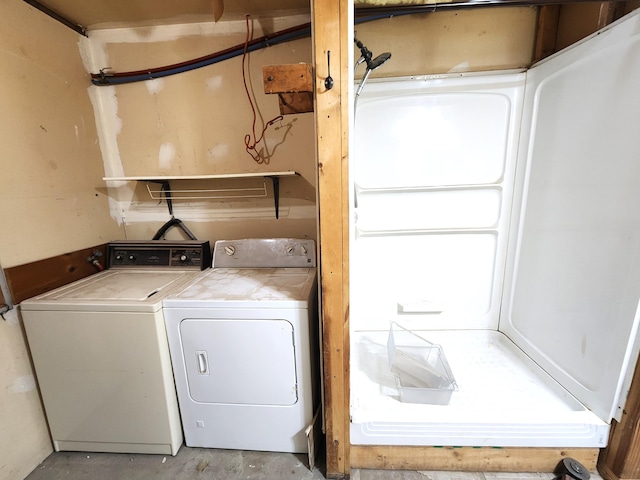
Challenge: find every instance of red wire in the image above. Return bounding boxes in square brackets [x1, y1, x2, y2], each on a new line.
[242, 15, 283, 164]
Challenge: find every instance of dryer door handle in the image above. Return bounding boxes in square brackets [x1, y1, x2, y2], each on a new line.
[196, 351, 209, 375]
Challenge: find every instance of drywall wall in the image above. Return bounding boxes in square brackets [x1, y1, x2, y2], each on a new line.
[354, 7, 537, 79]
[77, 7, 543, 247]
[0, 1, 124, 478]
[85, 16, 317, 244]
[0, 309, 51, 480]
[0, 4, 124, 269]
[83, 8, 539, 246]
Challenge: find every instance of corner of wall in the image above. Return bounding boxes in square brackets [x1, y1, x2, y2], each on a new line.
[0, 309, 52, 480]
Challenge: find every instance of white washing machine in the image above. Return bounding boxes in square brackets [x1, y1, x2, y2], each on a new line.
[163, 238, 318, 453]
[20, 240, 211, 455]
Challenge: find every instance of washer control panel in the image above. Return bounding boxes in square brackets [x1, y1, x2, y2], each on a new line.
[107, 240, 211, 270]
[213, 238, 316, 268]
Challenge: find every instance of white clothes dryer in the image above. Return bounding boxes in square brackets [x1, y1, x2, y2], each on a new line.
[21, 240, 211, 455]
[163, 238, 318, 453]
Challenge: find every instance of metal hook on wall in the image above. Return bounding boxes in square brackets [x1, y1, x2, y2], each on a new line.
[324, 50, 334, 90]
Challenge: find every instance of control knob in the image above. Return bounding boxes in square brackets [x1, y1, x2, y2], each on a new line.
[224, 245, 236, 256]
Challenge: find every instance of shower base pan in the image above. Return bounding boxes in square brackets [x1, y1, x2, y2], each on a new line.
[350, 329, 609, 447]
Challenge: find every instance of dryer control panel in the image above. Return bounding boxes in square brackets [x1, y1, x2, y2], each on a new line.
[213, 238, 316, 268]
[107, 240, 212, 270]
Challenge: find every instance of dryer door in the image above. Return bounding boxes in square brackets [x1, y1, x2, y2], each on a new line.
[180, 318, 298, 406]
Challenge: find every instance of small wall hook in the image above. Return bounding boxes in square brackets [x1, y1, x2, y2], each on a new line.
[324, 50, 334, 90]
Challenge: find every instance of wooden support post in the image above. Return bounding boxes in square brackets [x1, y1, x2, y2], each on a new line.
[597, 2, 627, 30]
[534, 5, 561, 63]
[313, 0, 350, 476]
[599, 358, 640, 480]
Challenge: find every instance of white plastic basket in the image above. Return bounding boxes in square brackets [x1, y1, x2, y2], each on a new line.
[387, 322, 457, 404]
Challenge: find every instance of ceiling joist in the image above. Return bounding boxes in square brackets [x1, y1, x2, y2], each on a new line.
[23, 0, 86, 36]
[25, 0, 629, 37]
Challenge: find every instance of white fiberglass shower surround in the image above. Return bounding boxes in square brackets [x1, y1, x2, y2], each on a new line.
[349, 11, 640, 448]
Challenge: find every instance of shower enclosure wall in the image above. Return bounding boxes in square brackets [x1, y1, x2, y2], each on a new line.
[349, 11, 640, 448]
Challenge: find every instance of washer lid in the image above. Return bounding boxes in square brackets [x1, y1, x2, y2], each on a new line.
[164, 268, 317, 308]
[21, 269, 200, 312]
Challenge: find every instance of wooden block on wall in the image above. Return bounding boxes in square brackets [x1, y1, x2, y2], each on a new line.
[263, 63, 313, 93]
[277, 92, 314, 114]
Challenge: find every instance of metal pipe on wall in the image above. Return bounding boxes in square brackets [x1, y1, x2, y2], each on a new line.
[22, 0, 87, 36]
[355, 0, 625, 17]
[90, 22, 312, 86]
[91, 0, 626, 86]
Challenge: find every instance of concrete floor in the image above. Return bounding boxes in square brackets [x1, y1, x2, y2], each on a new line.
[24, 446, 605, 480]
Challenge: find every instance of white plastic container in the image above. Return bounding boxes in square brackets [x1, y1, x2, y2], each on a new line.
[387, 322, 457, 405]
